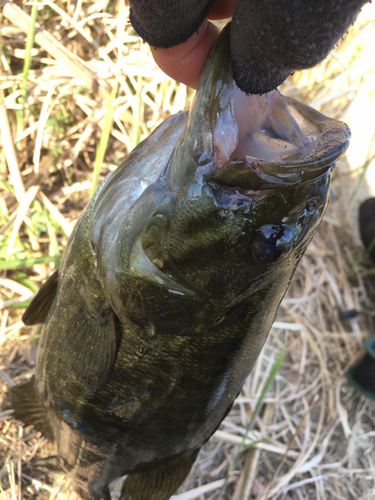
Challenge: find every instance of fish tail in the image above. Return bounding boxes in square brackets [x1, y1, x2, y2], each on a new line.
[120, 451, 199, 500]
[5, 377, 54, 439]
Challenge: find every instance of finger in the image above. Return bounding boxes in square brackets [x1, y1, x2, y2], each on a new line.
[151, 20, 220, 89]
[208, 0, 239, 20]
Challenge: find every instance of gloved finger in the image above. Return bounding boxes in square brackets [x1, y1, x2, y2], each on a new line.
[231, 0, 368, 94]
[151, 20, 219, 89]
[129, 0, 218, 49]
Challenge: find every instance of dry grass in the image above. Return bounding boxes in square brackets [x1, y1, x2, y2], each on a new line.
[1, 1, 375, 499]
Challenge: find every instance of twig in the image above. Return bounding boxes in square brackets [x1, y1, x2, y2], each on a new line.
[6, 185, 39, 262]
[263, 395, 318, 498]
[0, 43, 24, 202]
[0, 369, 15, 387]
[171, 477, 237, 500]
[18, 426, 22, 500]
[213, 430, 299, 457]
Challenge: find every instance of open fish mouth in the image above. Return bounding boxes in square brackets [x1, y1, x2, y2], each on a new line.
[205, 26, 350, 191]
[211, 88, 350, 190]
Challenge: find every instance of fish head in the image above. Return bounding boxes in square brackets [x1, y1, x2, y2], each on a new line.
[91, 24, 349, 333]
[138, 24, 349, 296]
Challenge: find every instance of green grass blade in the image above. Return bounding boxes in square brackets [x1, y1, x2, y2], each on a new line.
[19, 0, 39, 130]
[239, 438, 267, 452]
[9, 300, 31, 310]
[133, 75, 143, 148]
[239, 344, 286, 452]
[90, 78, 119, 199]
[44, 211, 60, 258]
[0, 256, 60, 271]
[14, 272, 39, 293]
[0, 179, 15, 194]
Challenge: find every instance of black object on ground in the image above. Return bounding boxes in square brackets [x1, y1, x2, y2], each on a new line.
[347, 334, 375, 400]
[359, 197, 375, 261]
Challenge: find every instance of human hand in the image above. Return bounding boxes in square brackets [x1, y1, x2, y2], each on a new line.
[129, 0, 369, 95]
[150, 0, 239, 90]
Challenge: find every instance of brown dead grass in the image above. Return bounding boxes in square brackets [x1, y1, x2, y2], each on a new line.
[1, 1, 375, 499]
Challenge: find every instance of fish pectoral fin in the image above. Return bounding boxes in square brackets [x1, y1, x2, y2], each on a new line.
[22, 269, 59, 325]
[120, 451, 199, 500]
[5, 377, 54, 439]
[64, 310, 119, 392]
[128, 235, 195, 297]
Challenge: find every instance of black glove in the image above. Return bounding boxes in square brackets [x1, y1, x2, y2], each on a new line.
[129, 0, 369, 94]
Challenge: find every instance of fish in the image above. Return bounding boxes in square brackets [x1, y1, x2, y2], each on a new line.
[7, 24, 350, 500]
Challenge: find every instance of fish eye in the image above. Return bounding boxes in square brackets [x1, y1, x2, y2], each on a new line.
[252, 225, 293, 264]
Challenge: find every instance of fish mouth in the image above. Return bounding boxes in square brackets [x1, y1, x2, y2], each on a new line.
[206, 25, 350, 190]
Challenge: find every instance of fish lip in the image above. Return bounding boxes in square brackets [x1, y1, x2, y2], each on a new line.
[239, 124, 351, 179]
[209, 141, 349, 190]
[209, 97, 350, 189]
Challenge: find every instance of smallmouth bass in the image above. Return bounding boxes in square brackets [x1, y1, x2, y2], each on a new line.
[7, 24, 350, 500]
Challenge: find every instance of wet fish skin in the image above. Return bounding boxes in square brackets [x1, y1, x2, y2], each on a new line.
[9, 24, 350, 500]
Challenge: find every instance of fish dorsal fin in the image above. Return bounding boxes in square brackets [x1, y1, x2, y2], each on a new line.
[22, 269, 59, 325]
[6, 377, 54, 438]
[62, 310, 119, 393]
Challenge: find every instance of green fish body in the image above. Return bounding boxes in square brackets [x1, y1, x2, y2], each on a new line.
[9, 25, 350, 500]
